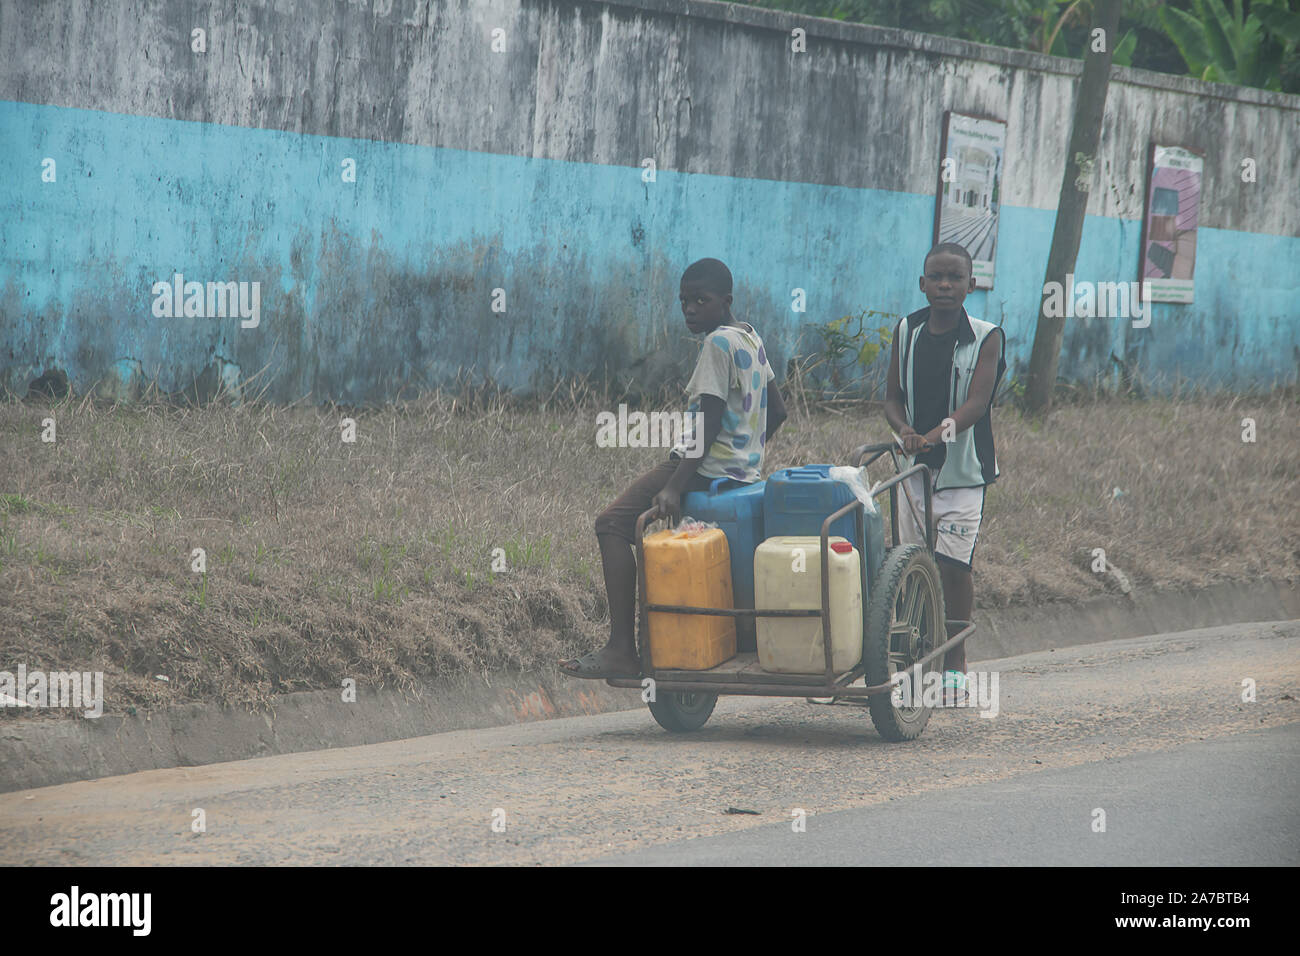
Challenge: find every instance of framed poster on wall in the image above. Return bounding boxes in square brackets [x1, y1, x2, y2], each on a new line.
[934, 111, 1007, 290]
[1139, 144, 1202, 304]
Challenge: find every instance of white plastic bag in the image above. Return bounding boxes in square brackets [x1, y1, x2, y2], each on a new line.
[672, 516, 719, 537]
[828, 466, 880, 515]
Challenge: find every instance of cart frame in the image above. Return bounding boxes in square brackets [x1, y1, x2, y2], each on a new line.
[606, 442, 975, 700]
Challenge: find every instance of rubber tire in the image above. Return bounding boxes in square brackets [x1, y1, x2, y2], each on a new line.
[863, 544, 946, 742]
[647, 691, 718, 732]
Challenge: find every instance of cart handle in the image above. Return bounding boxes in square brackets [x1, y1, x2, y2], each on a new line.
[850, 441, 902, 472]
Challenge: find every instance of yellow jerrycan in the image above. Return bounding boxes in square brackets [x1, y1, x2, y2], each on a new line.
[642, 527, 737, 670]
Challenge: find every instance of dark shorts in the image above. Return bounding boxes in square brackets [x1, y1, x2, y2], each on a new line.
[594, 457, 725, 544]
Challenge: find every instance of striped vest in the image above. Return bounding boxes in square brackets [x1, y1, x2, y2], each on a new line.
[898, 308, 1005, 491]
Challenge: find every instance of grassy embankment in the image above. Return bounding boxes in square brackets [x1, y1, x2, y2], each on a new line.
[2, 386, 1296, 717]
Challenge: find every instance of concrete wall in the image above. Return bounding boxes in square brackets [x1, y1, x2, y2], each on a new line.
[2, 0, 1297, 402]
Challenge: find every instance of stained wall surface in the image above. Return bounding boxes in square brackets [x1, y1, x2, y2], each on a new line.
[2, 0, 1297, 401]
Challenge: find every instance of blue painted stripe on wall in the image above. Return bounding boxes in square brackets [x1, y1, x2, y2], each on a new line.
[2, 99, 1297, 400]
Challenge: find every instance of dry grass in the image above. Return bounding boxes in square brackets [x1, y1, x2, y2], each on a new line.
[2, 384, 1297, 718]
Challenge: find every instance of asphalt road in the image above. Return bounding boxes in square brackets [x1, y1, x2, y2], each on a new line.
[1, 620, 1296, 866]
[588, 724, 1299, 865]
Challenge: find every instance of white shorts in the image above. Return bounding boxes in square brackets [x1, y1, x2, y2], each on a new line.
[895, 466, 987, 570]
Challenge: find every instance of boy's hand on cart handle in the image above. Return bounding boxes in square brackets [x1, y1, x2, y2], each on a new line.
[895, 427, 932, 456]
[652, 487, 682, 526]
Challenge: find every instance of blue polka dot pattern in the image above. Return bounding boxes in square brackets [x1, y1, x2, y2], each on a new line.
[676, 325, 777, 483]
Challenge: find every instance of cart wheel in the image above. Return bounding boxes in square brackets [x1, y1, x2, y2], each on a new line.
[862, 543, 946, 742]
[647, 691, 718, 733]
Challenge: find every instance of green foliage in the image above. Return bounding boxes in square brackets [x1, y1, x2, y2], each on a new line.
[748, 0, 1299, 90]
[1113, 27, 1139, 66]
[790, 310, 897, 399]
[0, 493, 33, 515]
[191, 572, 209, 610]
[1000, 374, 1029, 411]
[371, 573, 407, 602]
[502, 535, 553, 570]
[752, 0, 1119, 52]
[366, 542, 408, 603]
[818, 310, 896, 371]
[1160, 0, 1297, 89]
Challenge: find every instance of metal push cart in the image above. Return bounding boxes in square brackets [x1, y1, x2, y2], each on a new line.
[606, 442, 975, 741]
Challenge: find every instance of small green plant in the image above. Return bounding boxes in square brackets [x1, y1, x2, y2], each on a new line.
[1000, 375, 1027, 406]
[0, 493, 33, 515]
[817, 310, 896, 372]
[788, 309, 898, 403]
[367, 542, 410, 602]
[503, 535, 553, 570]
[192, 572, 209, 609]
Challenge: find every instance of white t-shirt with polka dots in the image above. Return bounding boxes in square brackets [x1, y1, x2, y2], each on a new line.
[671, 321, 775, 483]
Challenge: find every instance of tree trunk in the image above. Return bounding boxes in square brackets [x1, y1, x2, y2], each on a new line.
[1023, 0, 1124, 415]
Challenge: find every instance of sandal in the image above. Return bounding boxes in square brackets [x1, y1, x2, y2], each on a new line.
[558, 650, 642, 680]
[942, 670, 970, 706]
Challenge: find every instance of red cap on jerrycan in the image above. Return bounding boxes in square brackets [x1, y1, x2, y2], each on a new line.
[830, 541, 854, 554]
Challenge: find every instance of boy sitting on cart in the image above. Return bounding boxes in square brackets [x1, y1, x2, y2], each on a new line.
[883, 242, 1006, 705]
[561, 258, 787, 679]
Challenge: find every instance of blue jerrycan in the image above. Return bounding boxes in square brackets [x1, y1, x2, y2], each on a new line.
[681, 477, 766, 651]
[763, 465, 885, 589]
